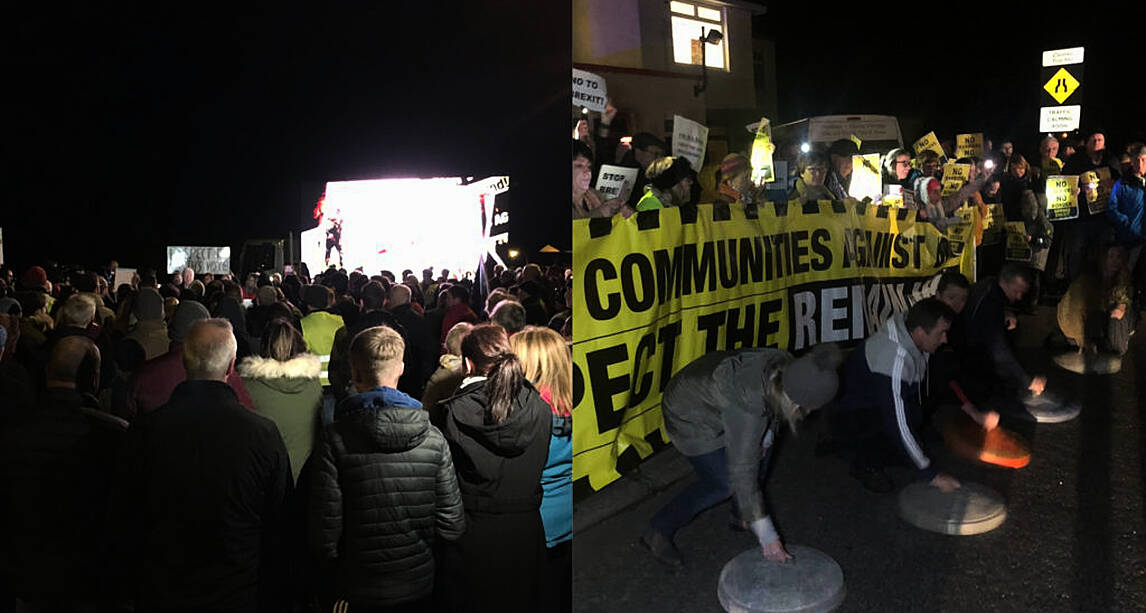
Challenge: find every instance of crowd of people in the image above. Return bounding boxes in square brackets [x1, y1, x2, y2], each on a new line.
[572, 108, 1145, 568]
[0, 259, 573, 612]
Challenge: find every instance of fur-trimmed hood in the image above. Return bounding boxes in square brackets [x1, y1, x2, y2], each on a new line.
[237, 353, 322, 379]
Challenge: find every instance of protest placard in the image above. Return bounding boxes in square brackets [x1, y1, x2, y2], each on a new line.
[114, 267, 136, 290]
[849, 153, 882, 201]
[572, 69, 608, 112]
[1090, 167, 1113, 215]
[955, 133, 984, 159]
[672, 115, 709, 172]
[941, 163, 971, 197]
[1005, 222, 1032, 261]
[1045, 175, 1079, 221]
[166, 246, 231, 274]
[595, 165, 638, 202]
[981, 204, 1005, 245]
[749, 118, 775, 185]
[913, 131, 945, 158]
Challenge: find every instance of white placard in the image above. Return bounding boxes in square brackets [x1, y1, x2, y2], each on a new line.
[1039, 105, 1081, 132]
[595, 165, 638, 202]
[672, 115, 709, 172]
[848, 154, 882, 201]
[1042, 47, 1085, 67]
[572, 69, 608, 112]
[166, 246, 232, 275]
[113, 267, 136, 290]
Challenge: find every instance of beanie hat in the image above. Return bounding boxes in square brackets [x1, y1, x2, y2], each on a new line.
[720, 153, 750, 178]
[828, 139, 859, 158]
[0, 297, 20, 316]
[303, 284, 332, 310]
[169, 300, 210, 343]
[650, 157, 694, 190]
[133, 288, 165, 322]
[783, 343, 843, 410]
[915, 176, 940, 207]
[21, 266, 48, 291]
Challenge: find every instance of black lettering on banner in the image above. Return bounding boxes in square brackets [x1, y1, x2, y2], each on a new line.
[683, 242, 718, 294]
[654, 246, 683, 304]
[573, 362, 584, 407]
[810, 229, 832, 270]
[629, 332, 657, 407]
[725, 304, 755, 350]
[892, 234, 910, 268]
[740, 236, 764, 283]
[586, 344, 629, 433]
[620, 253, 655, 313]
[657, 321, 682, 392]
[697, 311, 725, 353]
[585, 259, 621, 320]
[717, 240, 738, 288]
[791, 230, 810, 274]
[757, 299, 782, 347]
[772, 233, 791, 279]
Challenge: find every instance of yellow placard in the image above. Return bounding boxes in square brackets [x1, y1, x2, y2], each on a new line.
[573, 202, 975, 491]
[1046, 175, 1079, 221]
[749, 117, 775, 186]
[981, 203, 1005, 245]
[1005, 221, 1032, 261]
[954, 133, 984, 159]
[1091, 168, 1113, 215]
[913, 131, 945, 158]
[941, 163, 971, 197]
[849, 134, 863, 150]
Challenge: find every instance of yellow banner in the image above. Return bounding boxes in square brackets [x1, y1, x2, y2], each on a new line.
[913, 131, 945, 158]
[1046, 175, 1079, 221]
[572, 201, 975, 491]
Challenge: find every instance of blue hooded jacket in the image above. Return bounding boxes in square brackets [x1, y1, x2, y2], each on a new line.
[1106, 175, 1146, 243]
[335, 386, 422, 421]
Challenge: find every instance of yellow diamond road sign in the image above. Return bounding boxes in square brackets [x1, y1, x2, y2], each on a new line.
[1044, 67, 1080, 104]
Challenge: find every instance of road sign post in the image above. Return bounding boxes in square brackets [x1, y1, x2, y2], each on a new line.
[1039, 47, 1084, 133]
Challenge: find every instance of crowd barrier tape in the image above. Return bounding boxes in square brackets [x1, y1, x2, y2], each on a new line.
[572, 200, 975, 493]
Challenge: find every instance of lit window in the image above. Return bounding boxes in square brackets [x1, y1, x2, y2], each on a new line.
[670, 1, 727, 70]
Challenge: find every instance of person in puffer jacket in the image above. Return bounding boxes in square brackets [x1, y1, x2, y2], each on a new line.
[832, 298, 962, 494]
[308, 325, 465, 611]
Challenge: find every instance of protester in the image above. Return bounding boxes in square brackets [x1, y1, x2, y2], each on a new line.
[1058, 130, 1121, 282]
[619, 132, 666, 209]
[328, 281, 410, 401]
[436, 324, 551, 613]
[715, 153, 763, 205]
[422, 321, 472, 419]
[309, 325, 465, 612]
[1057, 243, 1136, 356]
[387, 282, 438, 395]
[238, 318, 323, 483]
[882, 147, 918, 190]
[573, 139, 628, 219]
[490, 298, 527, 335]
[121, 318, 292, 612]
[300, 284, 346, 388]
[916, 150, 941, 178]
[510, 326, 573, 613]
[641, 343, 842, 568]
[0, 336, 130, 611]
[438, 284, 478, 349]
[635, 156, 694, 211]
[825, 139, 858, 199]
[1106, 144, 1146, 296]
[789, 150, 832, 203]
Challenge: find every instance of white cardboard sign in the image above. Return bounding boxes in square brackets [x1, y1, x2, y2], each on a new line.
[595, 165, 638, 202]
[166, 246, 232, 275]
[672, 115, 709, 172]
[1042, 47, 1084, 67]
[572, 69, 607, 112]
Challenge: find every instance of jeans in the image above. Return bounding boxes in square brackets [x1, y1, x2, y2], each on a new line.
[321, 390, 336, 426]
[649, 444, 774, 539]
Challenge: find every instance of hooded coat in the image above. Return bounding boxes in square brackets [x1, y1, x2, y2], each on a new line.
[238, 354, 323, 483]
[835, 313, 936, 479]
[309, 387, 464, 607]
[437, 378, 551, 613]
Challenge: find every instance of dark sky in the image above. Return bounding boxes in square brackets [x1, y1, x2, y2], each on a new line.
[756, 4, 1145, 156]
[4, 4, 570, 271]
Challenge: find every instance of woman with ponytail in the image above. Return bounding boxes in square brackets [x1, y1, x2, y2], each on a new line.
[436, 324, 551, 613]
[510, 326, 572, 613]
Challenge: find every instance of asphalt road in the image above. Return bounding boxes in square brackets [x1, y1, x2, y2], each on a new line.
[573, 307, 1146, 612]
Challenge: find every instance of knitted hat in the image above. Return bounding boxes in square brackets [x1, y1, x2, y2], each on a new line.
[649, 157, 694, 190]
[783, 343, 843, 410]
[720, 153, 750, 177]
[915, 176, 940, 208]
[21, 266, 48, 291]
[169, 300, 210, 343]
[0, 297, 20, 316]
[133, 288, 165, 322]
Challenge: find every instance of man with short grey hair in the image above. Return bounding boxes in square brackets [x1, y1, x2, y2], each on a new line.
[124, 318, 292, 612]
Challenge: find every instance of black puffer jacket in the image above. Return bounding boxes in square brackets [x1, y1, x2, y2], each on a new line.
[309, 387, 465, 607]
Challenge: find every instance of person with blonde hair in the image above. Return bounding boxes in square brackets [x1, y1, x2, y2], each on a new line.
[310, 325, 464, 611]
[509, 326, 572, 613]
[421, 321, 471, 419]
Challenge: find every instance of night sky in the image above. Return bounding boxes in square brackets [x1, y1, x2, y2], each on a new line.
[4, 4, 570, 271]
[757, 4, 1146, 155]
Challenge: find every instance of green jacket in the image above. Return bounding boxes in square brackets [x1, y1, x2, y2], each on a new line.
[238, 354, 323, 482]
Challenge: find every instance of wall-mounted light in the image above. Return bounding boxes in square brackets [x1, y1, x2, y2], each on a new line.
[693, 27, 724, 97]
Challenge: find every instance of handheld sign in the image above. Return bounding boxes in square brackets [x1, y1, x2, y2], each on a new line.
[572, 69, 607, 112]
[1004, 222, 1032, 261]
[672, 115, 709, 172]
[1090, 168, 1113, 215]
[1045, 175, 1079, 221]
[749, 117, 775, 185]
[166, 246, 231, 275]
[849, 153, 882, 201]
[941, 163, 971, 197]
[913, 131, 945, 158]
[113, 267, 136, 290]
[954, 133, 984, 159]
[595, 165, 638, 202]
[981, 204, 1005, 245]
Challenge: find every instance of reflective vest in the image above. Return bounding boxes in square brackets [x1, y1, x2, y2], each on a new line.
[300, 311, 345, 386]
[635, 190, 664, 211]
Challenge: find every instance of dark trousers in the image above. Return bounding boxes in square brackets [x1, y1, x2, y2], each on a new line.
[1085, 308, 1136, 356]
[649, 445, 774, 539]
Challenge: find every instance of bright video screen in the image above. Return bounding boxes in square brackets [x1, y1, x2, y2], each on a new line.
[300, 177, 506, 278]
